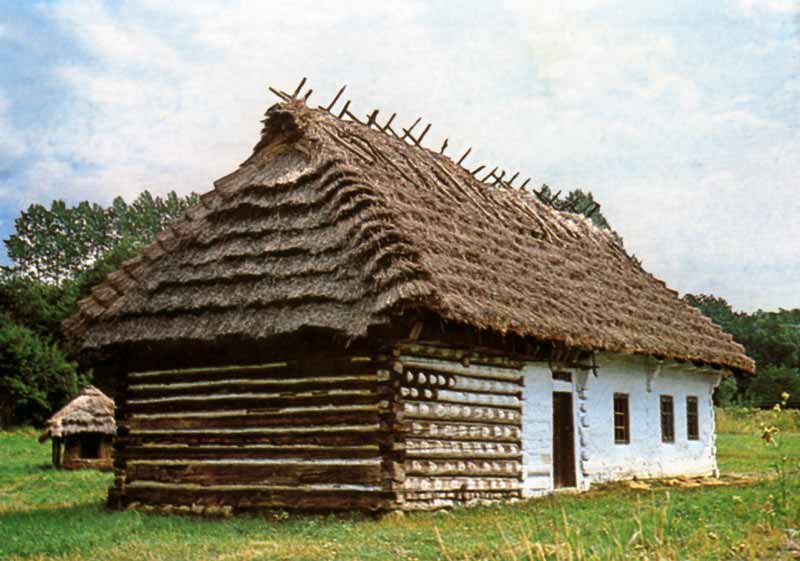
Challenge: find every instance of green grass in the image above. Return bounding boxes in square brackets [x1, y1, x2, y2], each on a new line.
[1, 428, 800, 560]
[717, 432, 800, 474]
[716, 406, 800, 435]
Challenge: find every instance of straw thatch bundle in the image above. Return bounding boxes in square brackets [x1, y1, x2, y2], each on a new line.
[39, 385, 116, 442]
[63, 95, 754, 374]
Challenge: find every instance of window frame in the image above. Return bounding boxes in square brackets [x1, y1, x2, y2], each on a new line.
[686, 396, 700, 440]
[660, 394, 675, 443]
[613, 393, 630, 445]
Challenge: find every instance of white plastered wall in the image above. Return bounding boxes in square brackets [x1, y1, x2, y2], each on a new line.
[521, 353, 721, 496]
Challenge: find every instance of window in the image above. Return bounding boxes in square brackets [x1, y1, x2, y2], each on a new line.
[660, 395, 675, 443]
[613, 393, 630, 444]
[686, 396, 699, 440]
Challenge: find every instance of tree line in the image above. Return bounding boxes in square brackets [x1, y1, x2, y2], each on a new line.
[682, 294, 800, 408]
[0, 191, 198, 427]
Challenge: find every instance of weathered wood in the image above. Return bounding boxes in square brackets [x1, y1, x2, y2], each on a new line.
[119, 427, 386, 448]
[402, 365, 523, 387]
[405, 459, 521, 477]
[404, 476, 520, 492]
[406, 437, 521, 457]
[129, 376, 379, 399]
[399, 388, 521, 408]
[127, 358, 381, 385]
[128, 461, 382, 487]
[125, 445, 380, 461]
[128, 363, 292, 384]
[123, 484, 393, 511]
[402, 420, 521, 442]
[127, 391, 385, 415]
[400, 372, 522, 397]
[402, 401, 522, 424]
[127, 408, 380, 431]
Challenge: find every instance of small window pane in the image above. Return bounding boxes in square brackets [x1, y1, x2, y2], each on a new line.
[686, 396, 699, 440]
[614, 393, 630, 444]
[660, 395, 675, 443]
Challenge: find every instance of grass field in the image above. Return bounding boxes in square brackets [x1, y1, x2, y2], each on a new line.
[1, 428, 799, 561]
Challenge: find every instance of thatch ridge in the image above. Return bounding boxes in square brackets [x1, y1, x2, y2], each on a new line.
[39, 385, 116, 442]
[63, 82, 754, 374]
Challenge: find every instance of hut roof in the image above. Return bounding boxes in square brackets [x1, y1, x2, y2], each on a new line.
[39, 385, 116, 442]
[63, 85, 755, 374]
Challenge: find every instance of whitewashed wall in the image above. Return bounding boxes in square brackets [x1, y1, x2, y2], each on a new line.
[520, 364, 553, 496]
[579, 354, 719, 483]
[520, 354, 720, 496]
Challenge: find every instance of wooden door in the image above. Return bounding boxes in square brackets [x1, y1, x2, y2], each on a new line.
[552, 392, 576, 488]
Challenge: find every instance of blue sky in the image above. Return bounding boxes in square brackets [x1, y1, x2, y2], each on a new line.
[0, 0, 798, 311]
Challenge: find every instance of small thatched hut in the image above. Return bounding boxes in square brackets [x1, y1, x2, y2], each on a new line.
[39, 386, 116, 470]
[63, 81, 753, 512]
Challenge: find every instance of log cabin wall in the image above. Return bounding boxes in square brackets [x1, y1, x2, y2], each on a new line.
[392, 346, 525, 510]
[111, 354, 396, 511]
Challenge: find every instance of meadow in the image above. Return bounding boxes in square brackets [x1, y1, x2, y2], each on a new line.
[1, 418, 799, 561]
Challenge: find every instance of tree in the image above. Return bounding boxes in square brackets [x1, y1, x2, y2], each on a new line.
[715, 375, 738, 406]
[4, 190, 198, 284]
[0, 273, 79, 343]
[0, 314, 84, 427]
[745, 365, 800, 409]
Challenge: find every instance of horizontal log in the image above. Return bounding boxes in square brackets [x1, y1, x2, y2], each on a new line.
[127, 409, 380, 431]
[128, 363, 292, 384]
[405, 459, 521, 477]
[401, 370, 522, 395]
[399, 357, 523, 382]
[124, 445, 380, 461]
[128, 358, 380, 385]
[403, 401, 521, 424]
[404, 476, 521, 492]
[122, 483, 394, 511]
[129, 375, 379, 399]
[120, 426, 386, 448]
[403, 490, 522, 501]
[405, 452, 522, 461]
[127, 391, 385, 415]
[402, 419, 521, 441]
[406, 438, 521, 458]
[401, 490, 522, 509]
[127, 460, 382, 487]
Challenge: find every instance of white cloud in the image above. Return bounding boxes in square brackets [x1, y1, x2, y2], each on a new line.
[6, 0, 798, 311]
[735, 0, 800, 15]
[0, 92, 26, 167]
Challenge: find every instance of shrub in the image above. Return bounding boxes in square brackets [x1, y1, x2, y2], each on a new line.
[0, 315, 84, 427]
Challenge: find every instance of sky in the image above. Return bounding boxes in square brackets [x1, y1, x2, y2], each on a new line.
[0, 0, 798, 312]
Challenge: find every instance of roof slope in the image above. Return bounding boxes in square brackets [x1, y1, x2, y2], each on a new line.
[39, 385, 116, 441]
[63, 97, 754, 373]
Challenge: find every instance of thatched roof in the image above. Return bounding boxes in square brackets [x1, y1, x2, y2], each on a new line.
[39, 386, 116, 442]
[63, 86, 754, 374]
